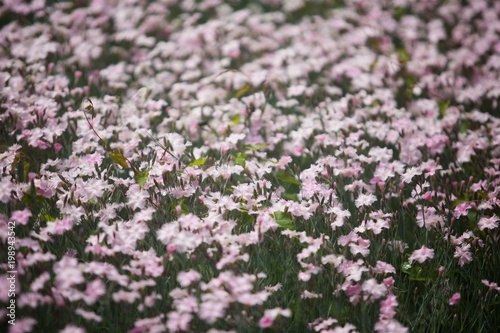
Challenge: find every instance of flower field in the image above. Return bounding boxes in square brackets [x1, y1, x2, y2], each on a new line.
[1, 0, 500, 332]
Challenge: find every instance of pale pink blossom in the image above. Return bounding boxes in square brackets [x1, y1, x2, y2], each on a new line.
[355, 193, 377, 208]
[454, 243, 473, 267]
[10, 209, 32, 225]
[401, 167, 422, 183]
[177, 270, 202, 287]
[478, 215, 499, 230]
[374, 319, 408, 333]
[9, 318, 37, 333]
[408, 245, 434, 264]
[258, 308, 291, 329]
[362, 278, 387, 301]
[75, 308, 102, 322]
[454, 202, 471, 218]
[380, 294, 398, 319]
[481, 280, 500, 293]
[167, 311, 192, 332]
[59, 325, 86, 333]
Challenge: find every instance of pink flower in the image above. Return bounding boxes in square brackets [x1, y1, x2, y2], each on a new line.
[167, 311, 192, 332]
[10, 209, 32, 225]
[259, 316, 274, 329]
[421, 191, 433, 202]
[362, 278, 387, 301]
[355, 193, 377, 208]
[349, 238, 370, 257]
[481, 279, 500, 293]
[199, 301, 226, 324]
[59, 325, 86, 333]
[54, 256, 85, 290]
[75, 308, 102, 322]
[366, 218, 390, 235]
[258, 308, 291, 329]
[401, 167, 422, 183]
[408, 245, 434, 264]
[375, 319, 408, 333]
[344, 283, 361, 298]
[383, 277, 395, 290]
[52, 217, 75, 235]
[30, 272, 51, 292]
[276, 156, 293, 170]
[454, 244, 473, 267]
[310, 317, 338, 331]
[112, 290, 141, 303]
[9, 317, 37, 333]
[478, 215, 499, 231]
[84, 279, 106, 305]
[372, 261, 396, 275]
[449, 292, 461, 306]
[177, 270, 202, 287]
[380, 294, 398, 319]
[416, 206, 444, 230]
[454, 202, 471, 218]
[54, 142, 63, 154]
[0, 177, 15, 203]
[127, 184, 149, 210]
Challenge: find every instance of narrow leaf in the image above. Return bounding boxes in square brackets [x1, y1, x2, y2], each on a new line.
[188, 156, 208, 166]
[278, 172, 301, 185]
[235, 84, 251, 98]
[109, 149, 129, 168]
[245, 143, 268, 151]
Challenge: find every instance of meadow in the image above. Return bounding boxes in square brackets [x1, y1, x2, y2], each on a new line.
[1, 0, 500, 332]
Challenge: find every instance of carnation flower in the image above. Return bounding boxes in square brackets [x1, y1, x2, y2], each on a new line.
[449, 292, 461, 306]
[408, 245, 434, 264]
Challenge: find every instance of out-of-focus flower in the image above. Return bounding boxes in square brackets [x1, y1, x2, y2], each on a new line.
[408, 245, 434, 264]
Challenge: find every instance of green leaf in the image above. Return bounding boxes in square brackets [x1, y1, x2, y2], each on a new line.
[43, 214, 57, 223]
[234, 152, 247, 168]
[242, 213, 255, 227]
[22, 161, 30, 183]
[274, 211, 294, 230]
[397, 48, 410, 65]
[402, 262, 424, 281]
[467, 210, 478, 227]
[394, 7, 408, 20]
[109, 149, 129, 168]
[231, 114, 241, 125]
[188, 156, 208, 166]
[135, 169, 150, 189]
[21, 192, 46, 206]
[278, 172, 301, 185]
[459, 120, 470, 133]
[235, 84, 251, 98]
[245, 143, 268, 151]
[11, 153, 21, 175]
[0, 143, 8, 154]
[438, 99, 450, 118]
[401, 262, 437, 282]
[476, 191, 489, 200]
[282, 192, 299, 201]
